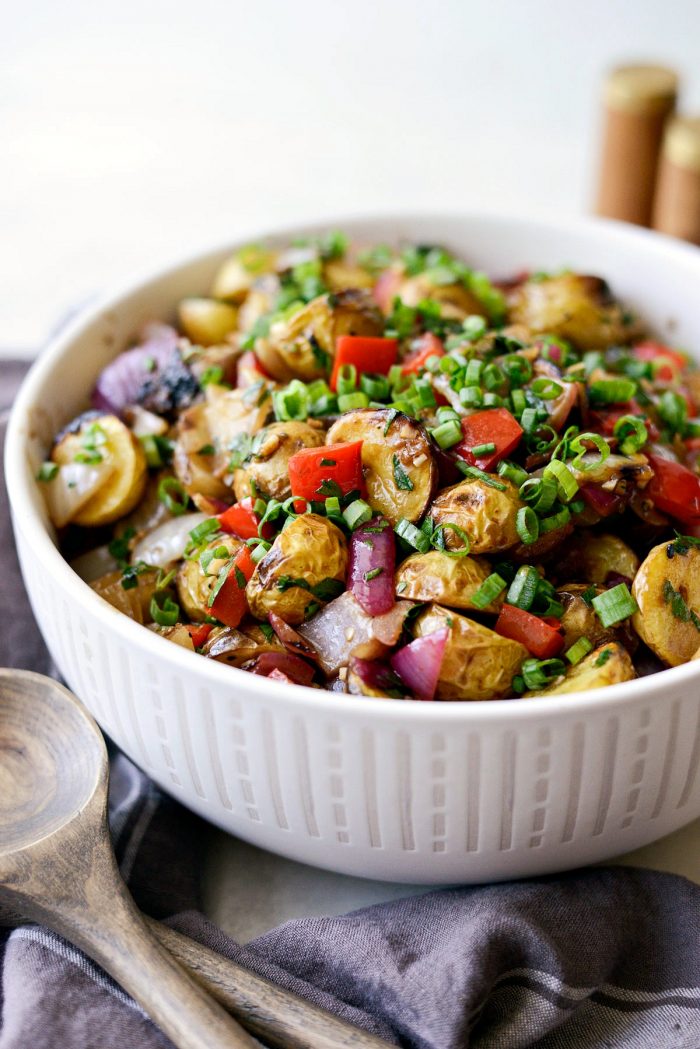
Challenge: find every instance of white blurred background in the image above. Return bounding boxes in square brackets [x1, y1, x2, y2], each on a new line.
[3, 0, 700, 355]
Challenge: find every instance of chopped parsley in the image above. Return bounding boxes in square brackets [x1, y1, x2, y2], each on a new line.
[363, 567, 383, 582]
[662, 579, 700, 632]
[595, 648, 612, 667]
[392, 455, 414, 491]
[36, 462, 58, 482]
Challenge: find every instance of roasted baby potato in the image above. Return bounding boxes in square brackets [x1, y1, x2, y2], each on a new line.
[211, 245, 278, 302]
[177, 298, 238, 346]
[255, 289, 383, 382]
[413, 604, 527, 700]
[176, 534, 243, 621]
[506, 274, 640, 350]
[326, 408, 437, 525]
[397, 273, 487, 320]
[247, 514, 348, 625]
[524, 641, 635, 696]
[91, 568, 159, 624]
[151, 623, 196, 651]
[233, 421, 324, 502]
[203, 624, 286, 667]
[430, 477, 522, 554]
[558, 584, 637, 652]
[555, 532, 640, 585]
[632, 541, 700, 666]
[324, 258, 375, 292]
[395, 551, 504, 612]
[52, 414, 147, 527]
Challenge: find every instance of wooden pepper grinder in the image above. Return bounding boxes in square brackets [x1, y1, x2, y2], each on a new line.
[652, 116, 700, 244]
[595, 64, 679, 226]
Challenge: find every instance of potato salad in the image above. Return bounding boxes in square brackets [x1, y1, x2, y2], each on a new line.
[38, 233, 700, 699]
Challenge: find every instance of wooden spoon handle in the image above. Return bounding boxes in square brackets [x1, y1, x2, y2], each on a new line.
[147, 917, 392, 1049]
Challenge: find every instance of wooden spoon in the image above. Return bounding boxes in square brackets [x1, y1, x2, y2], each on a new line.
[0, 668, 256, 1049]
[0, 669, 391, 1049]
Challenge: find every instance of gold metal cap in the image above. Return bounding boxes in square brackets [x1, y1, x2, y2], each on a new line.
[662, 116, 700, 172]
[605, 64, 679, 115]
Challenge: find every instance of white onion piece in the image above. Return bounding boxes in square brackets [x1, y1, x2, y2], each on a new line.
[123, 405, 169, 437]
[132, 512, 207, 568]
[70, 544, 118, 583]
[42, 461, 115, 528]
[298, 591, 414, 675]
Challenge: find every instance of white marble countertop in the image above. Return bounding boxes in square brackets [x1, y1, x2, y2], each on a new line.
[5, 0, 700, 939]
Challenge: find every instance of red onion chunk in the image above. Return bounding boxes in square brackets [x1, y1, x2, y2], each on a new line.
[268, 612, 319, 661]
[390, 628, 449, 702]
[92, 323, 180, 415]
[348, 518, 395, 615]
[250, 651, 315, 687]
[580, 485, 623, 517]
[266, 668, 295, 685]
[298, 591, 414, 675]
[349, 658, 407, 697]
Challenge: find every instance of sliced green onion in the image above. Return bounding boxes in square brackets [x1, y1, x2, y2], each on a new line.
[437, 406, 461, 425]
[395, 517, 432, 553]
[482, 392, 504, 408]
[158, 477, 189, 516]
[343, 498, 373, 530]
[613, 414, 648, 454]
[583, 350, 604, 376]
[510, 388, 527, 416]
[150, 592, 180, 627]
[471, 572, 508, 609]
[456, 463, 507, 489]
[569, 432, 610, 471]
[512, 675, 526, 694]
[460, 386, 483, 408]
[519, 477, 558, 514]
[588, 378, 637, 405]
[462, 314, 487, 340]
[471, 442, 496, 457]
[411, 379, 436, 408]
[502, 354, 532, 387]
[521, 657, 566, 690]
[464, 359, 483, 385]
[273, 379, 311, 421]
[569, 498, 585, 514]
[36, 461, 58, 482]
[542, 459, 579, 502]
[139, 434, 163, 468]
[483, 363, 505, 392]
[591, 583, 638, 627]
[520, 407, 539, 433]
[336, 364, 358, 396]
[526, 424, 558, 454]
[250, 539, 271, 564]
[538, 505, 571, 534]
[497, 460, 528, 487]
[530, 377, 563, 400]
[565, 637, 593, 665]
[434, 522, 471, 557]
[506, 565, 540, 610]
[430, 419, 463, 450]
[337, 391, 370, 412]
[360, 373, 391, 400]
[516, 506, 539, 545]
[657, 390, 688, 435]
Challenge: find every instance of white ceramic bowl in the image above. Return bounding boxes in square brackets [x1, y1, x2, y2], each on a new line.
[7, 213, 700, 884]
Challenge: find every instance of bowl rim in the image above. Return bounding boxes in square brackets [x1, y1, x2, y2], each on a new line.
[7, 207, 700, 722]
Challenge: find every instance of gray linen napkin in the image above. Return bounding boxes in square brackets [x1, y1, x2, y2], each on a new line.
[2, 359, 700, 1049]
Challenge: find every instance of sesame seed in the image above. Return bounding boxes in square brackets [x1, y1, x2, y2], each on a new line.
[345, 627, 355, 642]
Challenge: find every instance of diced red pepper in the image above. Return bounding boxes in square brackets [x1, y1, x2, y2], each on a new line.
[209, 545, 256, 629]
[186, 623, 213, 648]
[495, 604, 565, 659]
[288, 440, 365, 502]
[218, 498, 273, 540]
[647, 454, 700, 524]
[588, 399, 659, 442]
[400, 333, 445, 375]
[456, 408, 524, 472]
[633, 341, 688, 383]
[373, 269, 403, 313]
[236, 350, 270, 388]
[330, 336, 398, 391]
[580, 486, 624, 518]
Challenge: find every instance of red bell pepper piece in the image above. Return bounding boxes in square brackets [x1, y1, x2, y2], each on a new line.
[288, 440, 364, 502]
[456, 408, 524, 472]
[647, 454, 700, 524]
[209, 545, 256, 629]
[330, 336, 398, 391]
[236, 350, 270, 388]
[400, 333, 445, 375]
[186, 623, 213, 648]
[218, 498, 273, 540]
[633, 341, 688, 382]
[495, 605, 564, 659]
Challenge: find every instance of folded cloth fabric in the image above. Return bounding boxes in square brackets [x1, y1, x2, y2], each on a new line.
[2, 360, 700, 1049]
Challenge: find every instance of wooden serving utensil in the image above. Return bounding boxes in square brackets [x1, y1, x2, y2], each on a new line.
[0, 669, 391, 1049]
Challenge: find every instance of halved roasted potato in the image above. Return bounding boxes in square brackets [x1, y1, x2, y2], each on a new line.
[255, 289, 383, 382]
[554, 531, 640, 585]
[324, 258, 375, 291]
[247, 514, 348, 625]
[558, 583, 637, 652]
[326, 408, 437, 525]
[429, 476, 522, 554]
[177, 298, 238, 346]
[211, 245, 278, 302]
[506, 274, 642, 350]
[91, 568, 159, 624]
[397, 273, 487, 320]
[203, 624, 286, 667]
[524, 641, 635, 696]
[413, 604, 527, 700]
[395, 551, 504, 612]
[52, 414, 148, 527]
[176, 534, 243, 621]
[150, 623, 196, 650]
[232, 421, 324, 502]
[632, 541, 700, 666]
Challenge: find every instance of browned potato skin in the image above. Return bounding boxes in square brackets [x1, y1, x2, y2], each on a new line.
[510, 521, 574, 563]
[150, 624, 196, 651]
[203, 624, 286, 667]
[326, 408, 437, 526]
[524, 641, 635, 697]
[176, 534, 243, 622]
[177, 298, 238, 345]
[413, 604, 527, 701]
[430, 477, 522, 555]
[233, 421, 324, 502]
[506, 274, 641, 350]
[397, 274, 487, 321]
[554, 532, 640, 585]
[395, 551, 504, 612]
[324, 258, 374, 291]
[91, 569, 159, 624]
[255, 289, 383, 382]
[211, 247, 278, 302]
[632, 542, 700, 666]
[558, 584, 637, 653]
[247, 514, 348, 625]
